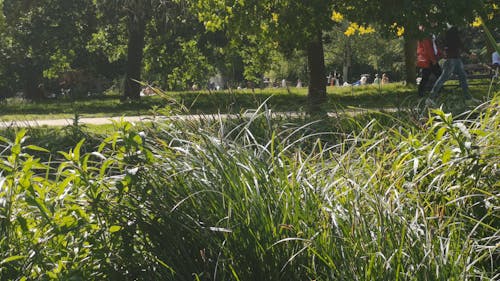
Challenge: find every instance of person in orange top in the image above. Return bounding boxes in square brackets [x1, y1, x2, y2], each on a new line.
[417, 27, 442, 97]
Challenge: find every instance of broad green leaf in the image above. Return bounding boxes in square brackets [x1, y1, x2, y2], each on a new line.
[109, 225, 122, 233]
[73, 139, 86, 162]
[25, 145, 50, 153]
[133, 134, 143, 145]
[436, 127, 447, 141]
[442, 148, 452, 164]
[11, 144, 21, 155]
[57, 175, 76, 197]
[1, 255, 27, 265]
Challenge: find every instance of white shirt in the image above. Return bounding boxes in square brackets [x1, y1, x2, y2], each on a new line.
[432, 34, 438, 56]
[493, 51, 500, 65]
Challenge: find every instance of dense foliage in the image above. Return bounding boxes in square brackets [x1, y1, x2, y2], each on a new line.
[0, 0, 497, 103]
[1, 92, 498, 279]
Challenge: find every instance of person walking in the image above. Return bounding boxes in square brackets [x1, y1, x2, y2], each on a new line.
[427, 26, 478, 106]
[417, 27, 442, 97]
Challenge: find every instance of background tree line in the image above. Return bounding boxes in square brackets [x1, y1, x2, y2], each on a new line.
[0, 0, 497, 106]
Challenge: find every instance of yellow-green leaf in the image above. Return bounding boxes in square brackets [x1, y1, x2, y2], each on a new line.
[109, 225, 122, 233]
[25, 145, 50, 153]
[1, 255, 27, 265]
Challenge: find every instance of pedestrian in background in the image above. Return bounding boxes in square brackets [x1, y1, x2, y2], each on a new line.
[381, 73, 389, 85]
[417, 26, 442, 97]
[427, 26, 479, 106]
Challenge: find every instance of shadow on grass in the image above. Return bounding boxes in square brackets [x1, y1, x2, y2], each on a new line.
[4, 83, 490, 119]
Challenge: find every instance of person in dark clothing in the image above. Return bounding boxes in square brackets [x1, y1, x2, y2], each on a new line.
[417, 27, 442, 97]
[427, 26, 478, 105]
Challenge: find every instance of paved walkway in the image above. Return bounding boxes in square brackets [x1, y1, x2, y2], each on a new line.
[0, 108, 398, 128]
[0, 112, 295, 128]
[0, 116, 156, 128]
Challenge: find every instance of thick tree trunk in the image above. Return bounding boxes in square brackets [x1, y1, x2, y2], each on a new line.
[124, 12, 147, 100]
[404, 35, 418, 86]
[23, 58, 44, 100]
[307, 31, 327, 111]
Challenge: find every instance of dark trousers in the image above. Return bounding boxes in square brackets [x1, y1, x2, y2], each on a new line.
[418, 63, 442, 96]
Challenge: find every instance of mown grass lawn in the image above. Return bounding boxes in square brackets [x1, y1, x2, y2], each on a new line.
[2, 82, 493, 121]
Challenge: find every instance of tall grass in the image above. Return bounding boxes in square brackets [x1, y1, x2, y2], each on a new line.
[0, 93, 498, 280]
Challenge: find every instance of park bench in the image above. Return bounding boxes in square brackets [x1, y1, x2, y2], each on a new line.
[419, 63, 499, 92]
[449, 63, 497, 86]
[464, 63, 496, 79]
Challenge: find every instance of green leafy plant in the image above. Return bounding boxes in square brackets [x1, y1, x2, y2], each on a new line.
[0, 92, 498, 280]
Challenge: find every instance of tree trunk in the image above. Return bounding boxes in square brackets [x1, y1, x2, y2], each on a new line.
[307, 31, 327, 111]
[23, 58, 44, 100]
[343, 38, 351, 84]
[404, 35, 417, 86]
[124, 12, 147, 100]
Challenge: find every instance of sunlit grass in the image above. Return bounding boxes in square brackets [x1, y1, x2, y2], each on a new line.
[2, 82, 494, 122]
[0, 91, 498, 280]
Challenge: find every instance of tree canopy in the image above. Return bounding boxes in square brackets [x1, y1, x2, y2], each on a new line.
[1, 0, 96, 99]
[0, 0, 497, 103]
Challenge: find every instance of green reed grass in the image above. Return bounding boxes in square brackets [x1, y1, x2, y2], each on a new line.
[0, 92, 498, 280]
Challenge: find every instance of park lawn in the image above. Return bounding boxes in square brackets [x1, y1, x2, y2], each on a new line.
[0, 82, 494, 121]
